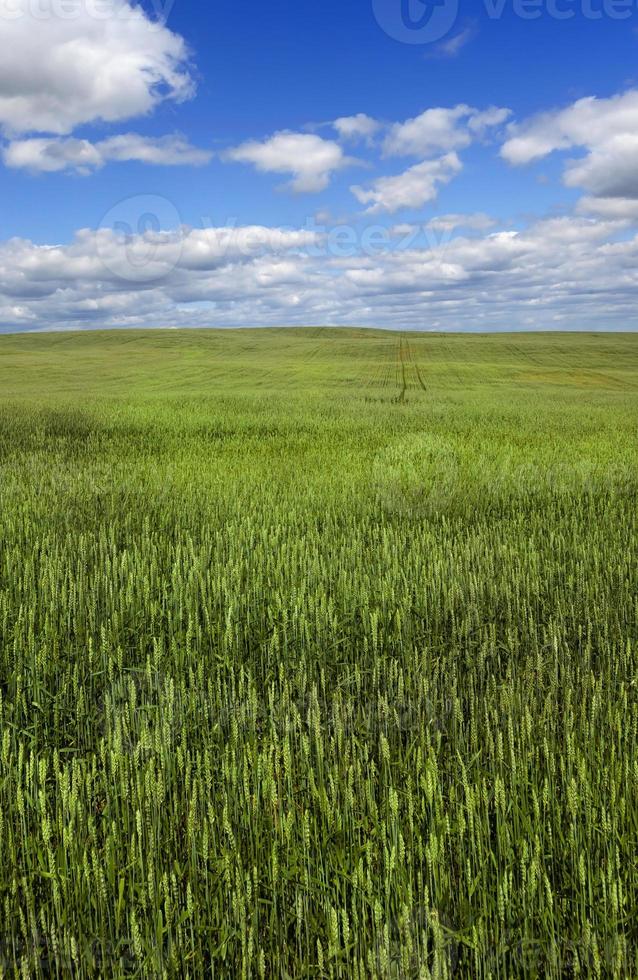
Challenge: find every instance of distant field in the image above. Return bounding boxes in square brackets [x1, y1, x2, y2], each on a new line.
[2, 327, 638, 398]
[1, 329, 637, 978]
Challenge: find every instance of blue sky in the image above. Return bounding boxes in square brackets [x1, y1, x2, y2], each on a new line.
[1, 0, 638, 330]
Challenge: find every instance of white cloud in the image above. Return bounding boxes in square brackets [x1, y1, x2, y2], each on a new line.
[3, 133, 211, 173]
[501, 89, 638, 223]
[563, 133, 638, 200]
[176, 226, 321, 270]
[4, 137, 103, 173]
[577, 196, 638, 221]
[426, 213, 497, 233]
[384, 104, 510, 157]
[468, 107, 512, 136]
[1, 214, 638, 332]
[501, 91, 638, 167]
[389, 224, 419, 238]
[0, 223, 322, 302]
[225, 131, 354, 193]
[384, 106, 471, 157]
[333, 113, 380, 144]
[351, 153, 462, 213]
[0, 0, 194, 136]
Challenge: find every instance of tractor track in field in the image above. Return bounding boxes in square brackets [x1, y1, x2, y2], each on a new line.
[396, 336, 408, 403]
[404, 335, 428, 392]
[391, 335, 428, 402]
[393, 336, 408, 404]
[363, 334, 428, 399]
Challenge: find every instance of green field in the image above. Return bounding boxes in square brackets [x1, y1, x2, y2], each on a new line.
[1, 328, 637, 978]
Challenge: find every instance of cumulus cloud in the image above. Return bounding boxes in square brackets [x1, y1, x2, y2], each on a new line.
[0, 0, 194, 136]
[501, 89, 638, 222]
[383, 104, 510, 157]
[3, 133, 212, 173]
[468, 107, 512, 137]
[577, 196, 638, 221]
[501, 91, 638, 167]
[225, 131, 355, 193]
[333, 113, 381, 144]
[562, 134, 638, 200]
[351, 153, 463, 213]
[0, 223, 322, 304]
[426, 213, 497, 233]
[1, 214, 638, 332]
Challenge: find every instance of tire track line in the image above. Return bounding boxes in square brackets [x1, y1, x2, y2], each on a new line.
[404, 334, 428, 393]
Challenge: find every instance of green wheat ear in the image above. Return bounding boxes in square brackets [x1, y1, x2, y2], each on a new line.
[0, 328, 636, 977]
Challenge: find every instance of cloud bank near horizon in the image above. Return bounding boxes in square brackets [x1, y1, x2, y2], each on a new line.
[2, 213, 637, 333]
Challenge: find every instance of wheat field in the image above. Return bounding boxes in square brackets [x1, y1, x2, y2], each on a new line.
[0, 328, 637, 978]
